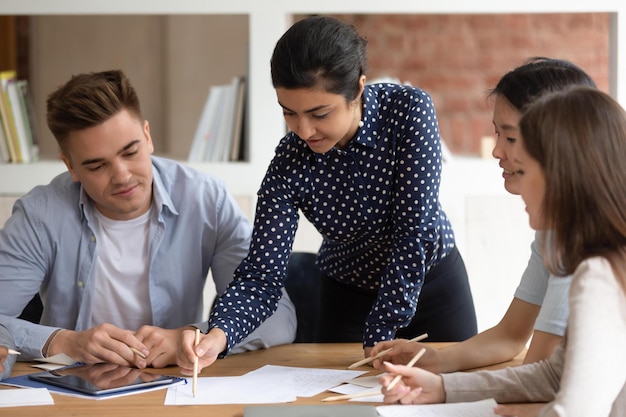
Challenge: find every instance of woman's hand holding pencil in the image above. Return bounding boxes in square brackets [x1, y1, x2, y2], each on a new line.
[379, 352, 446, 405]
[348, 333, 428, 369]
[324, 346, 431, 403]
[367, 333, 445, 371]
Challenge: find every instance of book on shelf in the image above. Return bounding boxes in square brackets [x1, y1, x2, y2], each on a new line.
[230, 76, 246, 162]
[17, 79, 40, 161]
[186, 86, 211, 163]
[0, 70, 21, 163]
[0, 102, 9, 163]
[6, 78, 35, 163]
[187, 85, 223, 163]
[188, 76, 246, 163]
[205, 83, 229, 162]
[0, 70, 39, 164]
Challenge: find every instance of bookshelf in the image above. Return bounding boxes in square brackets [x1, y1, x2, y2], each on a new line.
[0, 1, 624, 198]
[0, 1, 623, 199]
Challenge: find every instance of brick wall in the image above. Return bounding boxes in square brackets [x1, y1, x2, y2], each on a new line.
[324, 13, 610, 156]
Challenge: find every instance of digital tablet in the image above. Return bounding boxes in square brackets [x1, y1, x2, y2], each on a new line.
[28, 363, 180, 396]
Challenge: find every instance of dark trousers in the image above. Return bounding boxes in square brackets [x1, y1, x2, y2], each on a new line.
[316, 247, 477, 343]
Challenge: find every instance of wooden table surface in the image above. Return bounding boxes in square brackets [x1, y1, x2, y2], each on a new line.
[1, 343, 524, 417]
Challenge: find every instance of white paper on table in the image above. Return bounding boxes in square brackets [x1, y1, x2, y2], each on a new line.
[246, 365, 366, 397]
[347, 373, 386, 388]
[329, 383, 383, 403]
[164, 372, 296, 405]
[377, 398, 499, 417]
[30, 353, 77, 370]
[0, 388, 54, 407]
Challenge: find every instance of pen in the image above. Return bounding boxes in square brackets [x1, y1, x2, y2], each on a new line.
[193, 328, 200, 397]
[322, 388, 381, 402]
[7, 349, 20, 355]
[347, 332, 428, 369]
[386, 347, 426, 390]
[129, 346, 147, 359]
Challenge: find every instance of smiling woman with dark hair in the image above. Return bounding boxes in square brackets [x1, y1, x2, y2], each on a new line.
[181, 15, 478, 373]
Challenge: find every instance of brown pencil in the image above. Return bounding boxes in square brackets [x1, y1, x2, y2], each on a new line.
[347, 332, 428, 369]
[192, 328, 200, 397]
[386, 347, 426, 390]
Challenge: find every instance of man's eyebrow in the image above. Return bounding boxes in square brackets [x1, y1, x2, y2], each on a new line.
[80, 140, 141, 166]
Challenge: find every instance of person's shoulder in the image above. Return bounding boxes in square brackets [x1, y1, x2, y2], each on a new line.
[19, 171, 78, 206]
[152, 155, 228, 189]
[366, 82, 435, 115]
[367, 81, 432, 98]
[576, 256, 611, 273]
[573, 256, 621, 291]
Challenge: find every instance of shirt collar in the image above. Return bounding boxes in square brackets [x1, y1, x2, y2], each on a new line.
[351, 85, 379, 149]
[151, 159, 178, 216]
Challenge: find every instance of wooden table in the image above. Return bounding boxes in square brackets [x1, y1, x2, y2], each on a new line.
[1, 343, 524, 417]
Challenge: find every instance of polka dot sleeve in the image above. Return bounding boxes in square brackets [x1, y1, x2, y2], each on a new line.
[208, 143, 302, 353]
[362, 86, 453, 346]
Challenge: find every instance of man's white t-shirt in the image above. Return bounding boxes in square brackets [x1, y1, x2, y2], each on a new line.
[89, 207, 152, 330]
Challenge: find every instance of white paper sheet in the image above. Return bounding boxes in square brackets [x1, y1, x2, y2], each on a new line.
[328, 383, 383, 403]
[348, 373, 386, 388]
[30, 353, 77, 370]
[0, 388, 54, 407]
[246, 365, 366, 397]
[164, 373, 295, 405]
[377, 398, 499, 417]
[164, 364, 367, 406]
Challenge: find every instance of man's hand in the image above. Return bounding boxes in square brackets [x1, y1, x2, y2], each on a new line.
[47, 324, 148, 368]
[134, 325, 188, 368]
[0, 345, 7, 374]
[177, 327, 227, 376]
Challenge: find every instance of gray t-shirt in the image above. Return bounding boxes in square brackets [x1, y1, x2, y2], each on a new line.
[514, 231, 570, 336]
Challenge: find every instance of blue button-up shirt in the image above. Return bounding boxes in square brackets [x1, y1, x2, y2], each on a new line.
[211, 83, 457, 350]
[0, 323, 16, 380]
[0, 156, 296, 359]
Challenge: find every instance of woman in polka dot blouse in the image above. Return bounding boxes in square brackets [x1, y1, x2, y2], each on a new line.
[178, 15, 478, 369]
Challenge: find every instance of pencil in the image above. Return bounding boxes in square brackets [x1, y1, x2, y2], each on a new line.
[322, 388, 382, 402]
[7, 349, 20, 355]
[385, 347, 426, 390]
[192, 328, 200, 397]
[347, 332, 428, 369]
[129, 346, 147, 359]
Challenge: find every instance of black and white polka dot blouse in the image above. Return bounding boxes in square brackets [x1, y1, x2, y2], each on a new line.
[210, 83, 457, 351]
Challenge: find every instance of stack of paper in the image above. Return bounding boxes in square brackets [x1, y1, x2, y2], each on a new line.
[164, 364, 366, 405]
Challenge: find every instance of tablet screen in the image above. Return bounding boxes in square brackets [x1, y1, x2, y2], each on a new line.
[28, 363, 178, 395]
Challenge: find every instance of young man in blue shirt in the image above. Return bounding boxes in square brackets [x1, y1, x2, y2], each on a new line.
[0, 70, 295, 368]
